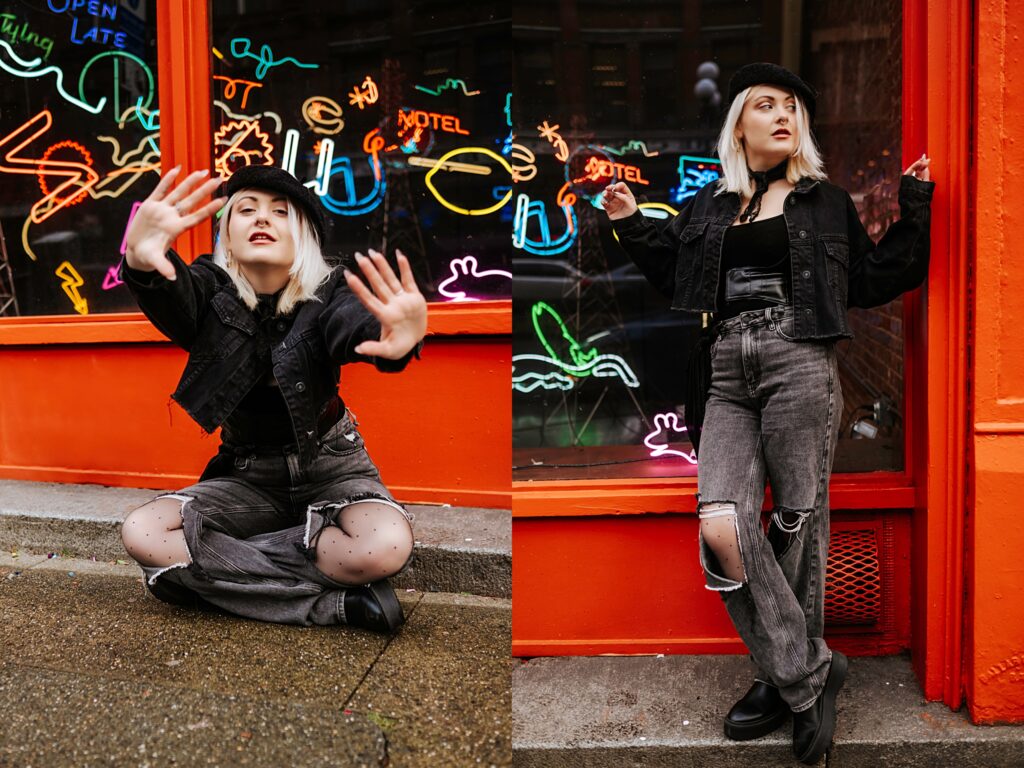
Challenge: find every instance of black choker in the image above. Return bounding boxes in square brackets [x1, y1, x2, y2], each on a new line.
[739, 158, 789, 223]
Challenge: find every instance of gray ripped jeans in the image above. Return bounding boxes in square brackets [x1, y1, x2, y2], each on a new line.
[697, 305, 842, 712]
[137, 413, 414, 626]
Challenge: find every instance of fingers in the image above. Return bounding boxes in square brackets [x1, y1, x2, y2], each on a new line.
[165, 169, 212, 206]
[395, 250, 418, 294]
[354, 251, 395, 300]
[181, 196, 228, 229]
[353, 340, 387, 357]
[150, 166, 182, 201]
[368, 249, 403, 294]
[344, 265, 385, 316]
[176, 177, 223, 218]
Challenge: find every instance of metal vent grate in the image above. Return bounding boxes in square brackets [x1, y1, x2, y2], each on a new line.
[825, 529, 881, 625]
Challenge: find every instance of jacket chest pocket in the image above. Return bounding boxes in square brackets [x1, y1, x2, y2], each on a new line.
[820, 236, 849, 312]
[676, 220, 710, 302]
[186, 293, 257, 371]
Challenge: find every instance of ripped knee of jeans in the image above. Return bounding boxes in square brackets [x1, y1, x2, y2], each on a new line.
[767, 505, 813, 559]
[697, 500, 745, 591]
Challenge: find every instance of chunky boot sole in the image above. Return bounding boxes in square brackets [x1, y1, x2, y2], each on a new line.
[723, 706, 789, 741]
[368, 580, 405, 631]
[795, 650, 848, 765]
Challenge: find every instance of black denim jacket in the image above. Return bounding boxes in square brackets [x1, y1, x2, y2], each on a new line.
[120, 251, 418, 467]
[612, 173, 936, 339]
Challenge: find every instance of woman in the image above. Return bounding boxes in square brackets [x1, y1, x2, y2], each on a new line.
[118, 164, 427, 634]
[601, 62, 934, 764]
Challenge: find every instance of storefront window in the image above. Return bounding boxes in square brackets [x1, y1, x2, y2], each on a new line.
[512, 0, 906, 479]
[209, 0, 512, 303]
[0, 0, 159, 317]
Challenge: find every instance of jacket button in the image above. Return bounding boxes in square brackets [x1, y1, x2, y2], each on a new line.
[295, 382, 306, 392]
[788, 197, 795, 205]
[276, 320, 287, 332]
[802, 270, 811, 278]
[799, 230, 807, 238]
[805, 308, 812, 314]
[307, 430, 315, 437]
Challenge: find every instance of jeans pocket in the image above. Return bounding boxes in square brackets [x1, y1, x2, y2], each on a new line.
[772, 313, 798, 342]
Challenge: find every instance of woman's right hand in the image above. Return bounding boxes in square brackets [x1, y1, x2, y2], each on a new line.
[600, 182, 639, 220]
[124, 167, 227, 280]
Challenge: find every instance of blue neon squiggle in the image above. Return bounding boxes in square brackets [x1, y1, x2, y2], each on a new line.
[229, 38, 319, 81]
[320, 156, 386, 217]
[512, 193, 577, 256]
[0, 41, 105, 114]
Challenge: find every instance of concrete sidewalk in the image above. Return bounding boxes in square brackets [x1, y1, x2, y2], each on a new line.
[513, 654, 1024, 767]
[0, 554, 510, 767]
[0, 478, 510, 597]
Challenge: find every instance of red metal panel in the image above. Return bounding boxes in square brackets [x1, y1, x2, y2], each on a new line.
[0, 339, 511, 508]
[513, 512, 912, 658]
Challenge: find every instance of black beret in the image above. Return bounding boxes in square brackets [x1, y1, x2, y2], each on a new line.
[223, 165, 327, 245]
[727, 62, 818, 122]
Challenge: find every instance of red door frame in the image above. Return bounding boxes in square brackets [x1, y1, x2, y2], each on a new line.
[512, 0, 971, 711]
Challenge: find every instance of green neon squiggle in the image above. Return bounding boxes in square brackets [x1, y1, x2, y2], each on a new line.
[414, 78, 481, 97]
[531, 301, 598, 368]
[77, 50, 155, 121]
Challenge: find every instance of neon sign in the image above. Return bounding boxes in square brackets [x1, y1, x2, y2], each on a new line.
[511, 302, 640, 393]
[510, 143, 537, 183]
[0, 41, 105, 114]
[119, 201, 142, 255]
[671, 155, 722, 204]
[0, 110, 100, 229]
[537, 120, 569, 163]
[38, 140, 93, 208]
[102, 264, 123, 290]
[229, 38, 319, 81]
[55, 260, 87, 315]
[214, 119, 274, 178]
[214, 101, 282, 133]
[348, 76, 379, 110]
[437, 256, 512, 302]
[643, 412, 697, 463]
[573, 156, 649, 186]
[318, 131, 384, 217]
[213, 76, 262, 110]
[47, 0, 127, 49]
[512, 183, 577, 257]
[77, 50, 155, 120]
[0, 14, 54, 60]
[397, 109, 469, 136]
[602, 140, 659, 158]
[414, 78, 481, 97]
[406, 156, 491, 175]
[302, 96, 344, 135]
[423, 147, 512, 216]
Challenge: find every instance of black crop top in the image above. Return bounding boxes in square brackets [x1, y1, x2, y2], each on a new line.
[715, 214, 791, 321]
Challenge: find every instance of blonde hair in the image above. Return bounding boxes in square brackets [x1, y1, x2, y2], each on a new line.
[213, 189, 332, 315]
[713, 85, 828, 199]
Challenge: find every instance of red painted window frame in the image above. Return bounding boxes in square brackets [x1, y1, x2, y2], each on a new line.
[0, 0, 511, 343]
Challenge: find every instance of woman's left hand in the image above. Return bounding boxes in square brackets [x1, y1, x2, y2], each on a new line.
[345, 249, 427, 359]
[904, 153, 931, 181]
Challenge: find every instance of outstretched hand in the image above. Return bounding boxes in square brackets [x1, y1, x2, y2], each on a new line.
[124, 167, 227, 281]
[904, 153, 931, 182]
[345, 249, 427, 360]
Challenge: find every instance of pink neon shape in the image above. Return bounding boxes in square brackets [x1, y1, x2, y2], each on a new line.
[119, 201, 143, 255]
[643, 412, 697, 464]
[437, 255, 512, 302]
[102, 265, 124, 290]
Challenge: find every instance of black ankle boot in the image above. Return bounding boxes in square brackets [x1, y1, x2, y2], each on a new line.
[792, 650, 848, 764]
[724, 680, 789, 740]
[343, 580, 405, 633]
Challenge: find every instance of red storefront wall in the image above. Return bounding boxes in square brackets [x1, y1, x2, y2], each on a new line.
[968, 0, 1024, 725]
[512, 0, 1014, 722]
[0, 3, 512, 511]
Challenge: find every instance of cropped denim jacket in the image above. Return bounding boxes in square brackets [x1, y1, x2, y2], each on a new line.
[612, 173, 936, 340]
[120, 251, 419, 467]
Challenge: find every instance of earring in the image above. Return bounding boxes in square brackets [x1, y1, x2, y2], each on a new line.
[226, 249, 233, 266]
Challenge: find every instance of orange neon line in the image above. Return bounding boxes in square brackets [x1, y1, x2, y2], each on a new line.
[0, 110, 101, 223]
